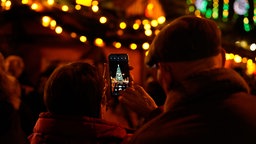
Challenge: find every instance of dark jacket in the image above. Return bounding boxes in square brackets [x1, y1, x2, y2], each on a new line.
[126, 68, 256, 144]
[29, 112, 128, 144]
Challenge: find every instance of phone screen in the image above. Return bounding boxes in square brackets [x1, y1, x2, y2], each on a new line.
[108, 54, 130, 97]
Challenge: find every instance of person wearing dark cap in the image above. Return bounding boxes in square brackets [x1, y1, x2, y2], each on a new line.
[119, 15, 256, 144]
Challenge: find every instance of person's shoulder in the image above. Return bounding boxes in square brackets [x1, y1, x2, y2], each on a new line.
[227, 92, 256, 103]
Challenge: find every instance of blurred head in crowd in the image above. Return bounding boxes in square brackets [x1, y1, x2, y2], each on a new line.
[44, 62, 104, 118]
[5, 55, 25, 79]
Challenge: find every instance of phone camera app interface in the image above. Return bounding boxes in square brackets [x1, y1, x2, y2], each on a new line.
[109, 55, 129, 97]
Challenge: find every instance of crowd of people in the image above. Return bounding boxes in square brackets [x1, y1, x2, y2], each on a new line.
[0, 15, 256, 144]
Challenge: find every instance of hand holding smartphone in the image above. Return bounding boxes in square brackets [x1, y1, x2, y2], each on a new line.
[108, 53, 130, 98]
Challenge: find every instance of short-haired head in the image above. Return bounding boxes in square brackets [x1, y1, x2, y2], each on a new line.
[44, 62, 104, 118]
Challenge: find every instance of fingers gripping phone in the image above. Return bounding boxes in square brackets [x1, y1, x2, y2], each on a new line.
[108, 54, 130, 98]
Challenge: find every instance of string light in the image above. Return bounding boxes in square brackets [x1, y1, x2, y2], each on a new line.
[113, 42, 122, 48]
[61, 5, 69, 12]
[130, 43, 137, 50]
[42, 16, 51, 27]
[80, 36, 87, 42]
[91, 4, 98, 12]
[47, 0, 54, 5]
[133, 23, 140, 30]
[145, 29, 152, 36]
[55, 26, 63, 34]
[50, 20, 57, 29]
[31, 3, 38, 10]
[2, 0, 164, 51]
[74, 4, 81, 10]
[157, 16, 165, 24]
[99, 16, 107, 24]
[142, 42, 150, 50]
[119, 22, 127, 29]
[94, 38, 105, 47]
[22, 0, 29, 4]
[76, 0, 92, 7]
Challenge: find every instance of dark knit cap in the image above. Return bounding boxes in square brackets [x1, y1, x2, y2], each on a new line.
[145, 15, 222, 67]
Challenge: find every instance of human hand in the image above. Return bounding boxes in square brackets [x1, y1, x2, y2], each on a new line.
[119, 84, 158, 118]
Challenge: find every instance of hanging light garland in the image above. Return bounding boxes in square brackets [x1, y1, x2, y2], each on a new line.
[1, 0, 256, 74]
[12, 0, 165, 51]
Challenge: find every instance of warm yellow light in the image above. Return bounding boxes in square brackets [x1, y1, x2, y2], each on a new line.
[228, 53, 235, 60]
[142, 42, 150, 50]
[94, 38, 105, 47]
[75, 5, 81, 10]
[145, 50, 149, 56]
[243, 17, 249, 24]
[99, 16, 107, 24]
[223, 10, 229, 17]
[31, 3, 39, 10]
[62, 5, 69, 12]
[92, 1, 98, 5]
[145, 29, 152, 36]
[22, 0, 29, 4]
[133, 23, 140, 30]
[226, 53, 235, 60]
[42, 16, 50, 23]
[42, 16, 51, 27]
[50, 20, 57, 29]
[144, 23, 151, 30]
[130, 43, 137, 50]
[247, 59, 255, 75]
[120, 22, 127, 29]
[213, 2, 219, 7]
[5, 0, 11, 9]
[80, 36, 87, 42]
[142, 19, 150, 25]
[248, 59, 253, 65]
[47, 0, 54, 5]
[92, 5, 99, 12]
[147, 3, 154, 10]
[254, 16, 256, 22]
[70, 32, 77, 38]
[151, 20, 158, 27]
[113, 42, 121, 48]
[234, 55, 242, 63]
[157, 16, 166, 24]
[55, 26, 63, 34]
[240, 40, 248, 48]
[194, 10, 201, 17]
[76, 0, 91, 7]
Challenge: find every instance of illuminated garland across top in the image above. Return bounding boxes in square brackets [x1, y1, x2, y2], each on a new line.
[1, 0, 256, 69]
[1, 0, 256, 51]
[24, 0, 166, 51]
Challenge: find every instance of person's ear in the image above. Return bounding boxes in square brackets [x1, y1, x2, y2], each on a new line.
[220, 48, 226, 67]
[157, 63, 172, 94]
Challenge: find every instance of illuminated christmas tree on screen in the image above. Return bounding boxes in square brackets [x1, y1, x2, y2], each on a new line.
[115, 64, 124, 84]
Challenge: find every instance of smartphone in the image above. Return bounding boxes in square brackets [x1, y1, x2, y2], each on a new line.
[108, 53, 130, 97]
